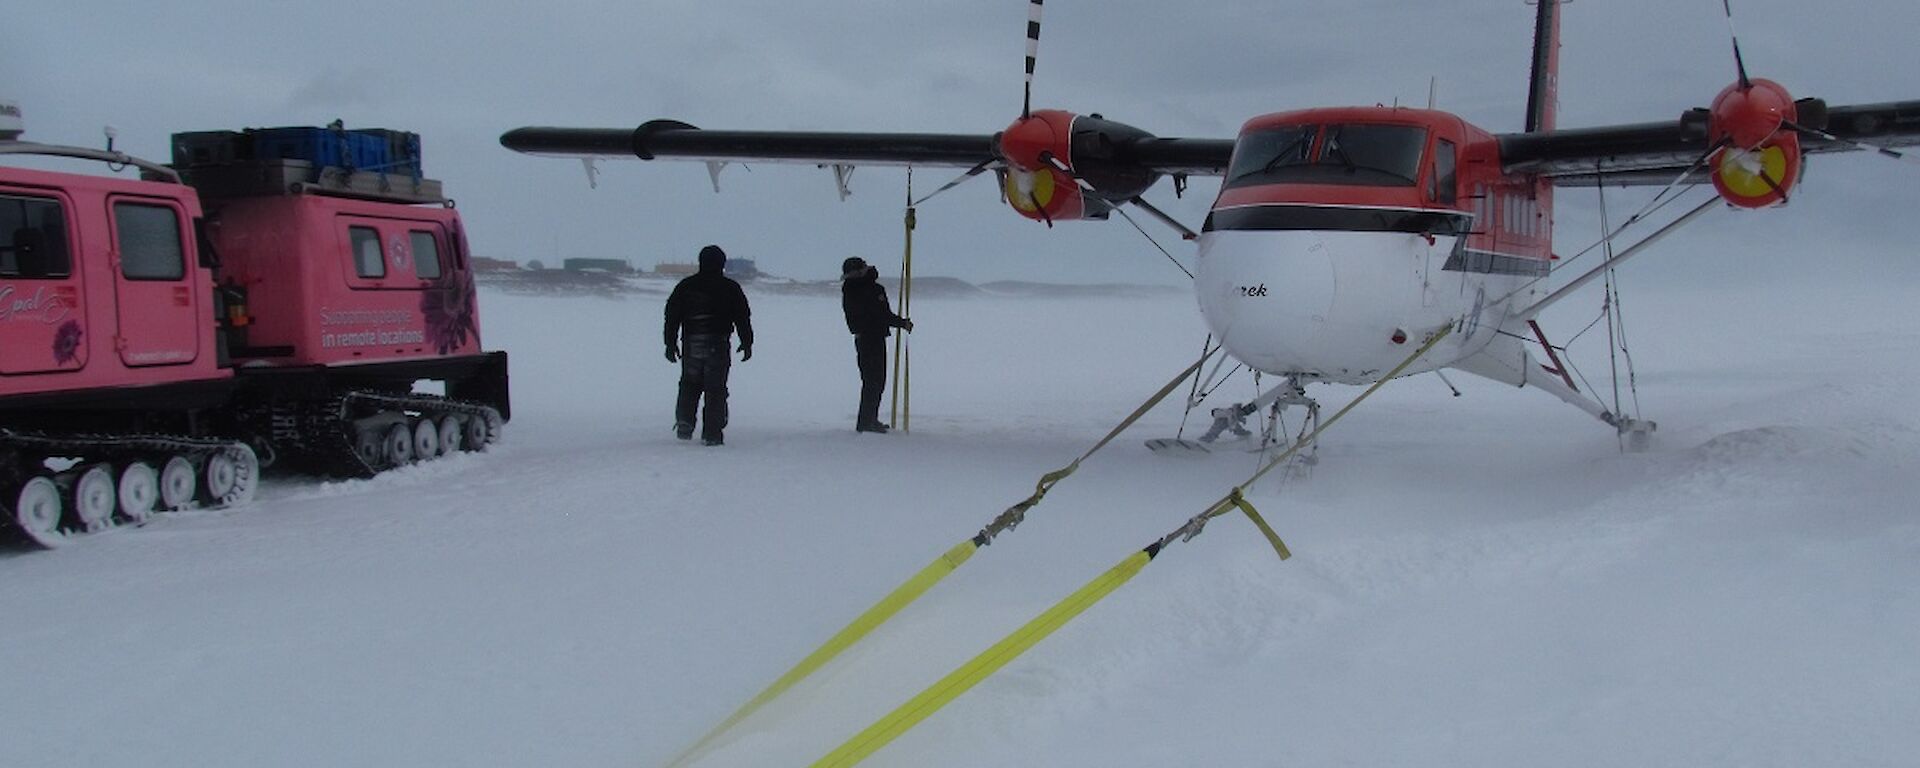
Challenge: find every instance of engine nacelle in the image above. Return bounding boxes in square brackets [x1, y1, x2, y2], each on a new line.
[996, 109, 1159, 223]
[1707, 78, 1803, 209]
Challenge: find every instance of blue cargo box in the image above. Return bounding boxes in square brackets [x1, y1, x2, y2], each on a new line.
[248, 127, 387, 171]
[350, 129, 422, 176]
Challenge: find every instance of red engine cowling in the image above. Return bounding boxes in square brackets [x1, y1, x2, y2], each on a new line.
[1707, 78, 1803, 209]
[995, 109, 1159, 223]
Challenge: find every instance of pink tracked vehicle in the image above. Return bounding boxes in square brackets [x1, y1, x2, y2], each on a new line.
[0, 111, 509, 548]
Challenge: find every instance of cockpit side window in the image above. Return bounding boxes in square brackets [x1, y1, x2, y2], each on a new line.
[1432, 138, 1458, 205]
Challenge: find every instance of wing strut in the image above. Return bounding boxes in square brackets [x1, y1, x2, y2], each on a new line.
[1517, 196, 1717, 318]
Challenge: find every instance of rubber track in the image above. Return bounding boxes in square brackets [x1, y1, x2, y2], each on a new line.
[303, 390, 503, 478]
[2, 429, 243, 466]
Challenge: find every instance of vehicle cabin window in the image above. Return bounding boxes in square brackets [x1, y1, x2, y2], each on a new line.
[1432, 139, 1458, 205]
[1, 194, 73, 279]
[408, 230, 442, 280]
[114, 202, 186, 280]
[350, 226, 385, 278]
[1225, 123, 1427, 189]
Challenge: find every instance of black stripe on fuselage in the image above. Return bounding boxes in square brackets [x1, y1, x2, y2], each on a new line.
[1444, 248, 1551, 277]
[1203, 205, 1473, 236]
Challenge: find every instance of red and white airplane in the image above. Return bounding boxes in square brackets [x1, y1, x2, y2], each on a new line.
[503, 0, 1918, 448]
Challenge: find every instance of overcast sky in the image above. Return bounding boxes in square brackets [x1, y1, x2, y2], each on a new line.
[7, 0, 1917, 286]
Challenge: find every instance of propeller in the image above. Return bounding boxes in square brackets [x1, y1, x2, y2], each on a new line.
[914, 0, 1164, 228]
[1699, 0, 1915, 207]
[910, 0, 1046, 208]
[1694, 0, 1803, 208]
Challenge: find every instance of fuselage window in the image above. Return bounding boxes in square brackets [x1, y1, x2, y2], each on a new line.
[350, 226, 385, 278]
[0, 194, 72, 278]
[113, 202, 185, 280]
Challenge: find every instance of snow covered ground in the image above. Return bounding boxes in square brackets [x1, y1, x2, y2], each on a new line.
[4, 275, 1917, 767]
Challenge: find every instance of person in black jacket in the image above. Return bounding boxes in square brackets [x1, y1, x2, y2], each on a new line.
[664, 245, 754, 445]
[840, 256, 912, 433]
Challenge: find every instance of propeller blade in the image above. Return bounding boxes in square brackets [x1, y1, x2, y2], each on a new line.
[1786, 120, 1920, 165]
[1023, 0, 1044, 119]
[912, 158, 997, 206]
[1721, 0, 1752, 89]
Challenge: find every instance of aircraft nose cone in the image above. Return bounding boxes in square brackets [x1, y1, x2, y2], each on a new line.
[1195, 229, 1439, 382]
[1196, 230, 1337, 373]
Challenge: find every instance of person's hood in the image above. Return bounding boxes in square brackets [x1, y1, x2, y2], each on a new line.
[698, 245, 727, 274]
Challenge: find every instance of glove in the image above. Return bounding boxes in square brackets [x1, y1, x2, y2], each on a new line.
[738, 344, 753, 362]
[665, 345, 679, 363]
[901, 319, 915, 333]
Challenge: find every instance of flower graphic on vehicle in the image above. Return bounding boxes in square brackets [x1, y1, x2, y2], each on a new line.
[53, 320, 83, 365]
[421, 277, 476, 355]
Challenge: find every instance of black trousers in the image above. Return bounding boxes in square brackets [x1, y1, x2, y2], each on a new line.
[855, 333, 887, 427]
[676, 333, 731, 439]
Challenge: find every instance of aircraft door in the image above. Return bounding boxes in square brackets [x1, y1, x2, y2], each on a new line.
[0, 190, 87, 374]
[107, 197, 200, 367]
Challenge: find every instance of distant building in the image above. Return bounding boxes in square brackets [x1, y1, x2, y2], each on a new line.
[724, 258, 760, 279]
[651, 259, 758, 278]
[471, 256, 521, 272]
[563, 257, 635, 274]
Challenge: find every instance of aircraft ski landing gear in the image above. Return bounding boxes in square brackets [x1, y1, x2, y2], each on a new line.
[1149, 375, 1322, 467]
[1608, 413, 1658, 453]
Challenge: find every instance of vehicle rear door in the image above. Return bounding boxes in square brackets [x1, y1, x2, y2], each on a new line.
[107, 195, 199, 366]
[0, 188, 87, 375]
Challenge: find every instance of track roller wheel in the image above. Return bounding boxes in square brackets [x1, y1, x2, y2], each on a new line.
[465, 406, 503, 450]
[71, 464, 118, 533]
[437, 415, 463, 454]
[385, 422, 416, 465]
[10, 476, 66, 548]
[461, 412, 489, 451]
[159, 454, 198, 511]
[412, 419, 441, 460]
[355, 427, 385, 468]
[117, 461, 160, 524]
[201, 443, 259, 507]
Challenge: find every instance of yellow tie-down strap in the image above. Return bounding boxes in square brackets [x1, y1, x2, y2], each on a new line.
[1209, 488, 1292, 561]
[810, 550, 1155, 768]
[804, 327, 1461, 767]
[661, 355, 1212, 766]
[661, 540, 977, 768]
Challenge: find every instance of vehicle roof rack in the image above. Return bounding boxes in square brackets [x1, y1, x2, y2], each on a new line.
[0, 140, 183, 183]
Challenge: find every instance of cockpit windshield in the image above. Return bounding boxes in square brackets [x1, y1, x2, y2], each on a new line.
[1226, 123, 1428, 189]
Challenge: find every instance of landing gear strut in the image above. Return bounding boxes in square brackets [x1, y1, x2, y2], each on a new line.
[1150, 374, 1321, 465]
